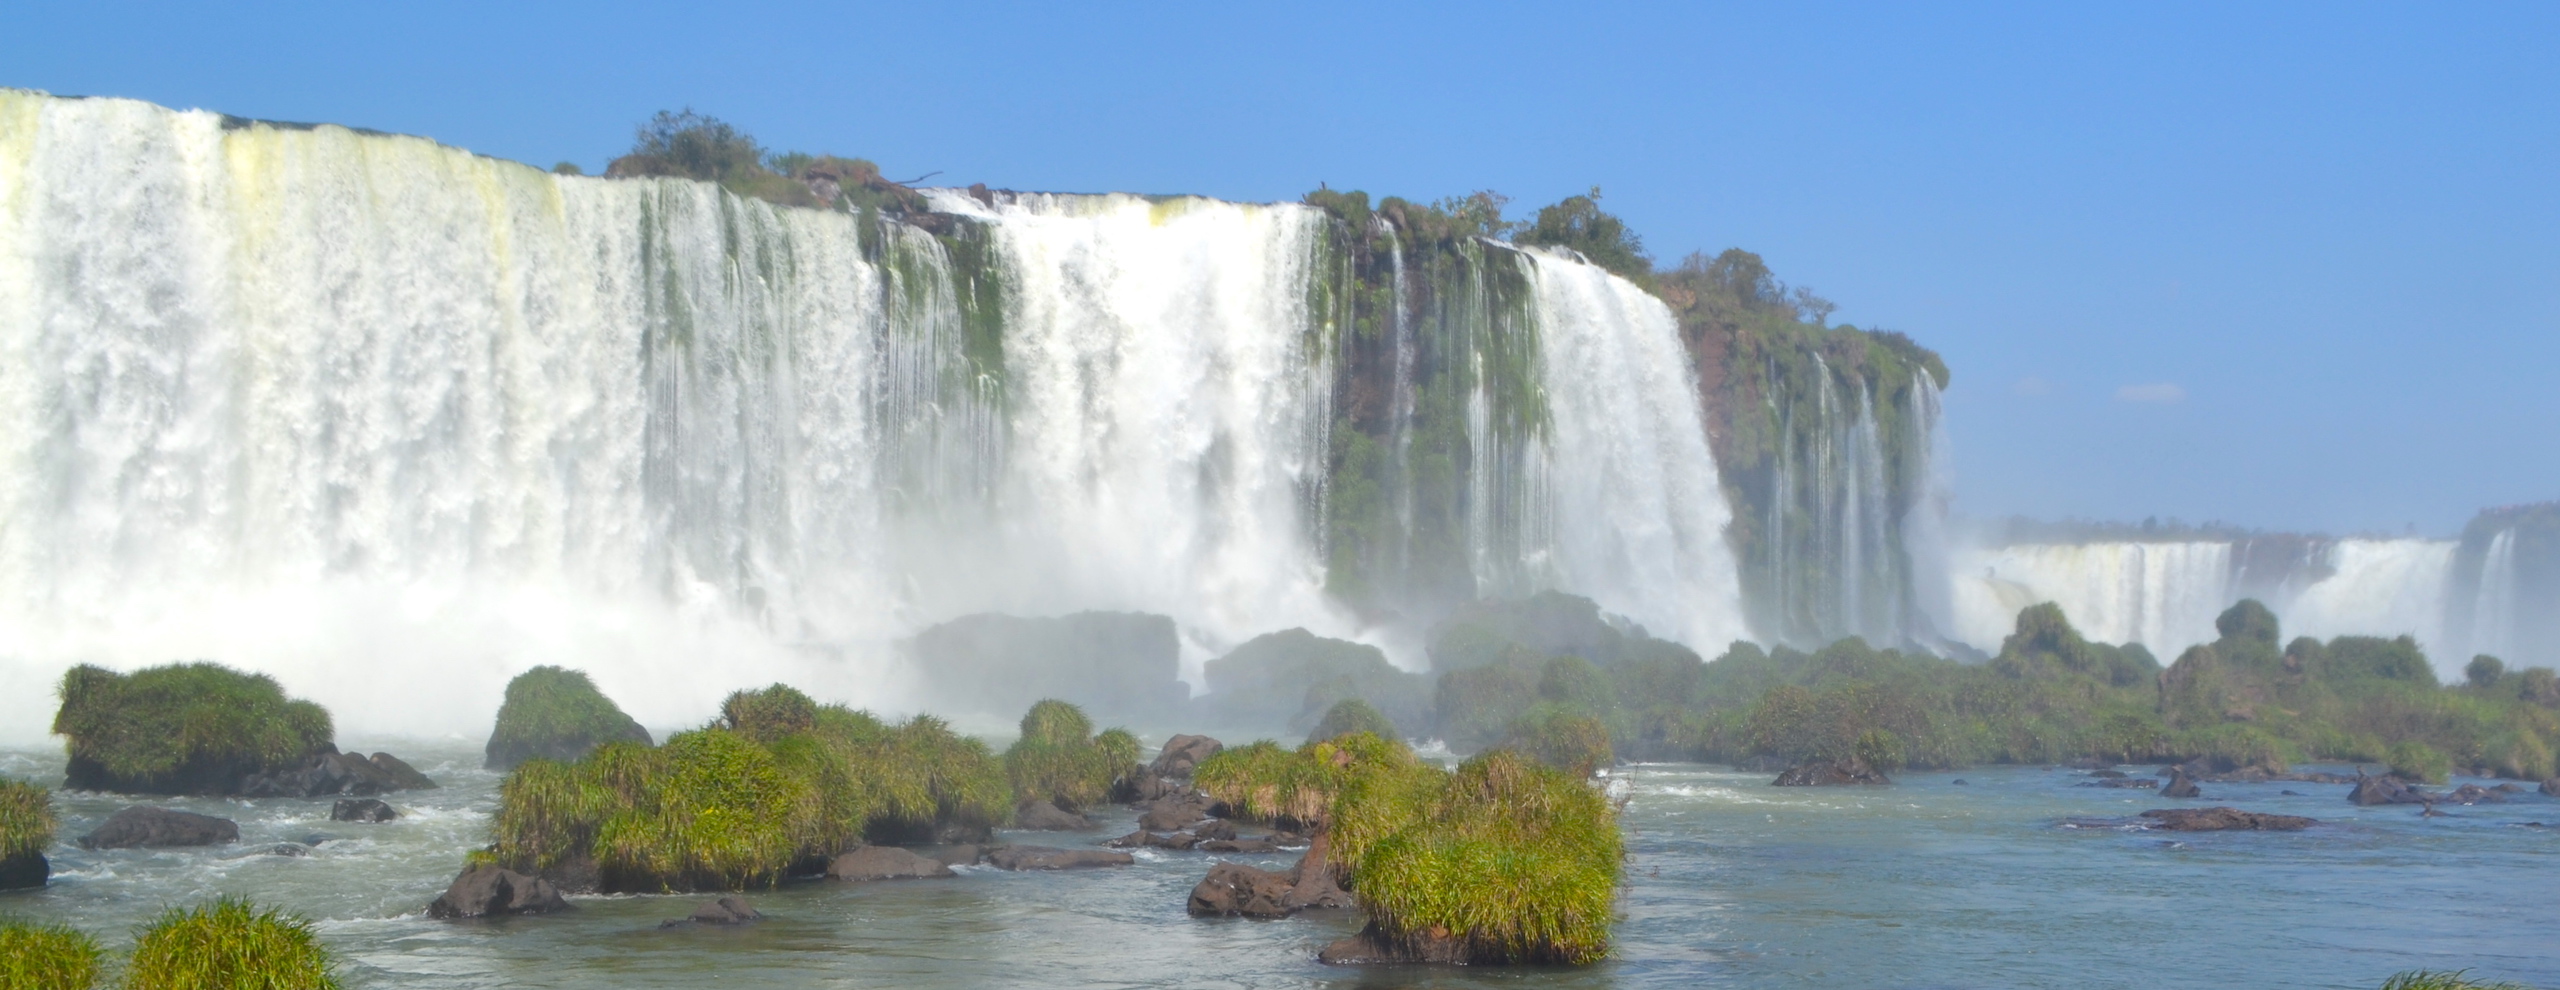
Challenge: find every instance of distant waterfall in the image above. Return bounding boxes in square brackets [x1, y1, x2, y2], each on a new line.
[0, 90, 1748, 739]
[1948, 542, 2233, 654]
[1741, 351, 1944, 648]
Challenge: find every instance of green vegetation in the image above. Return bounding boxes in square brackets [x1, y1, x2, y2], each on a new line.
[603, 109, 930, 216]
[1308, 698, 1401, 744]
[0, 917, 101, 990]
[126, 897, 339, 990]
[1201, 629, 1430, 736]
[484, 666, 653, 770]
[1002, 700, 1139, 812]
[1199, 734, 1620, 965]
[486, 685, 1009, 892]
[2378, 971, 2533, 990]
[1, 779, 51, 862]
[52, 663, 333, 794]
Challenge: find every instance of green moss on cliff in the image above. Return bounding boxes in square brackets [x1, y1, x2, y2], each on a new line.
[53, 663, 334, 795]
[485, 666, 653, 771]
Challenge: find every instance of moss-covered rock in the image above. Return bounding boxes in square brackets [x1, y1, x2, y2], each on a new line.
[0, 779, 53, 890]
[1308, 699, 1401, 744]
[484, 666, 653, 771]
[0, 917, 101, 989]
[52, 663, 333, 795]
[126, 897, 339, 990]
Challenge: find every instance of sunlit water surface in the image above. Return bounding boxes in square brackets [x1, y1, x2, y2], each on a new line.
[4, 745, 2554, 989]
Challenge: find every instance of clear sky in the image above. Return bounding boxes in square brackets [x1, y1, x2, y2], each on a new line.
[6, 1, 2554, 536]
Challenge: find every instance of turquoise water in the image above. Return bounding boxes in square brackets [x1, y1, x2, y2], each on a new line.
[3, 744, 2554, 989]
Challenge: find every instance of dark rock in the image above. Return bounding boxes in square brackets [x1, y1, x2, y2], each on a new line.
[826, 846, 956, 881]
[1150, 734, 1224, 779]
[1192, 818, 1237, 841]
[1187, 860, 1297, 918]
[79, 806, 239, 849]
[1285, 834, 1354, 910]
[2159, 767, 2201, 799]
[909, 844, 990, 867]
[1105, 829, 1199, 850]
[332, 798, 397, 823]
[299, 833, 332, 846]
[1011, 801, 1094, 831]
[262, 843, 310, 857]
[2077, 778, 2159, 789]
[239, 751, 420, 798]
[2492, 783, 2523, 794]
[1772, 757, 1891, 786]
[2440, 784, 2505, 805]
[536, 853, 602, 895]
[2281, 790, 2303, 796]
[0, 851, 48, 889]
[1951, 779, 1969, 786]
[2349, 771, 2434, 806]
[366, 753, 438, 790]
[1199, 838, 1280, 854]
[2543, 777, 2558, 798]
[984, 846, 1132, 871]
[426, 865, 570, 919]
[2137, 807, 2317, 831]
[1318, 922, 1470, 966]
[658, 895, 761, 928]
[1138, 794, 1215, 832]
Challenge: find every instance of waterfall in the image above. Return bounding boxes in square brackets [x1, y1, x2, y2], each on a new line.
[2280, 539, 2455, 655]
[1746, 352, 1935, 648]
[2468, 529, 2518, 662]
[0, 91, 1749, 740]
[1947, 542, 2233, 656]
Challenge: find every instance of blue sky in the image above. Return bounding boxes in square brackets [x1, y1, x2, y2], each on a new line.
[7, 1, 2554, 536]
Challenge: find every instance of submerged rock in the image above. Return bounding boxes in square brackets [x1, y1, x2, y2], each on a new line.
[427, 865, 571, 919]
[825, 846, 956, 881]
[79, 806, 239, 849]
[2439, 784, 2506, 805]
[2137, 807, 2317, 832]
[2077, 778, 2160, 789]
[1011, 801, 1094, 831]
[2158, 767, 2201, 799]
[1318, 922, 1470, 966]
[660, 896, 763, 928]
[984, 846, 1132, 871]
[332, 798, 397, 823]
[1772, 757, 1891, 786]
[0, 851, 47, 889]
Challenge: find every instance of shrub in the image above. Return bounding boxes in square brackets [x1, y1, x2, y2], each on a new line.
[53, 663, 333, 794]
[485, 666, 652, 770]
[1339, 750, 1621, 965]
[1003, 700, 1134, 813]
[0, 917, 100, 990]
[2171, 724, 2293, 774]
[2387, 740, 2452, 784]
[1, 779, 52, 861]
[126, 897, 338, 990]
[1309, 698, 1400, 744]
[2466, 655, 2506, 689]
[1502, 707, 1613, 777]
[593, 728, 803, 891]
[2482, 731, 2554, 781]
[1196, 733, 1426, 831]
[721, 684, 819, 743]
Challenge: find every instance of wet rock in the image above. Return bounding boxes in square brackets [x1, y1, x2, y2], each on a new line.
[366, 753, 438, 790]
[427, 865, 570, 919]
[2158, 767, 2201, 799]
[1951, 779, 1969, 786]
[2492, 783, 2523, 794]
[2440, 784, 2506, 805]
[660, 896, 762, 928]
[1187, 861, 1297, 918]
[262, 843, 310, 857]
[2349, 771, 2433, 806]
[1138, 794, 1216, 832]
[79, 806, 239, 849]
[826, 846, 956, 881]
[2137, 807, 2317, 831]
[1285, 834, 1353, 910]
[332, 798, 398, 823]
[1104, 829, 1199, 850]
[1772, 757, 1891, 786]
[1011, 800, 1094, 831]
[1199, 838, 1280, 854]
[0, 851, 47, 890]
[1318, 922, 1470, 966]
[984, 846, 1132, 871]
[1192, 818, 1237, 841]
[1150, 735, 1224, 779]
[239, 751, 414, 798]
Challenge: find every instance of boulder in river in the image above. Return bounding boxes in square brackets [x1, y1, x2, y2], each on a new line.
[239, 750, 435, 798]
[1011, 800, 1094, 831]
[2543, 777, 2559, 797]
[2349, 771, 2433, 806]
[2158, 767, 2201, 799]
[0, 851, 45, 890]
[1150, 734, 1224, 779]
[1772, 757, 1890, 786]
[826, 845, 956, 881]
[331, 798, 397, 823]
[660, 896, 762, 928]
[2137, 807, 2317, 831]
[426, 865, 571, 919]
[1319, 922, 1470, 966]
[984, 846, 1132, 871]
[1187, 861, 1297, 918]
[484, 666, 654, 771]
[2439, 784, 2505, 805]
[79, 806, 238, 849]
[1138, 793, 1216, 832]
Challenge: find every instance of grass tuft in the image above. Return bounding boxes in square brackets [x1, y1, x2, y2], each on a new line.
[1003, 700, 1137, 812]
[0, 779, 54, 860]
[126, 896, 339, 990]
[53, 663, 332, 792]
[0, 917, 101, 990]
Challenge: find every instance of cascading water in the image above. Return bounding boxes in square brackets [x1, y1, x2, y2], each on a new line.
[2279, 539, 2455, 651]
[0, 91, 1750, 741]
[1947, 542, 2233, 656]
[1746, 352, 1937, 648]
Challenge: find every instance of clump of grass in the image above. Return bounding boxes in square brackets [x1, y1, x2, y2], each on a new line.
[2379, 971, 2531, 990]
[52, 663, 332, 793]
[1501, 706, 1613, 777]
[1196, 732, 1431, 831]
[1340, 750, 1622, 965]
[1002, 700, 1138, 812]
[484, 666, 652, 770]
[1309, 698, 1400, 744]
[126, 897, 339, 990]
[2387, 740, 2453, 785]
[1, 779, 54, 860]
[0, 917, 101, 990]
[486, 687, 1011, 891]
